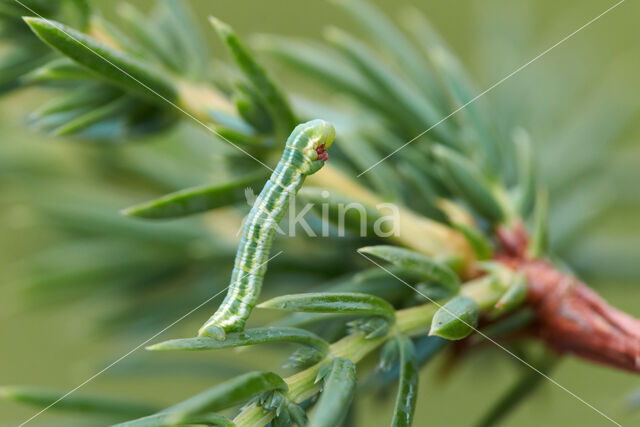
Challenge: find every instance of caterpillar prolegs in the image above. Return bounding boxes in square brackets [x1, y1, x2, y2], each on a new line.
[198, 119, 335, 340]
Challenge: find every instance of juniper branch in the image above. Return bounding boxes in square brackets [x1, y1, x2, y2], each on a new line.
[234, 276, 503, 426]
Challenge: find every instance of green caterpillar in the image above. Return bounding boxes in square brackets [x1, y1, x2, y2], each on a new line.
[198, 119, 335, 340]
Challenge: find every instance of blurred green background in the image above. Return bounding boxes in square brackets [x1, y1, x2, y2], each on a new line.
[1, 0, 639, 426]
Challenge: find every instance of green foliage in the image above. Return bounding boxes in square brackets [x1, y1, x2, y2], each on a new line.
[297, 187, 389, 236]
[122, 170, 269, 219]
[377, 339, 400, 372]
[390, 336, 418, 427]
[169, 371, 285, 425]
[528, 190, 549, 258]
[20, 17, 177, 139]
[1, 0, 638, 426]
[115, 1, 208, 81]
[369, 336, 447, 393]
[16, 0, 223, 140]
[429, 295, 479, 340]
[432, 144, 505, 222]
[358, 245, 461, 294]
[117, 371, 286, 426]
[330, 0, 443, 108]
[114, 412, 233, 427]
[148, 327, 329, 367]
[259, 292, 396, 324]
[451, 222, 494, 260]
[0, 0, 89, 92]
[210, 16, 296, 139]
[324, 26, 452, 144]
[492, 273, 528, 316]
[257, 390, 307, 427]
[512, 129, 536, 216]
[253, 35, 383, 113]
[0, 386, 158, 418]
[309, 358, 357, 427]
[25, 17, 177, 101]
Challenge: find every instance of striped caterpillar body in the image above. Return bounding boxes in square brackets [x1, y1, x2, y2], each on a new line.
[198, 119, 335, 340]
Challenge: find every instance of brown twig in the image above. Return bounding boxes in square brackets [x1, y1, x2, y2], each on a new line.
[495, 224, 640, 374]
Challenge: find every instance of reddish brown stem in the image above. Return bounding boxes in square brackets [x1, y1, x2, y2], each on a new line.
[521, 260, 640, 373]
[495, 224, 640, 374]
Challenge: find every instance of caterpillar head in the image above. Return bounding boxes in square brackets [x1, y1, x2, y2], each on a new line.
[292, 119, 335, 175]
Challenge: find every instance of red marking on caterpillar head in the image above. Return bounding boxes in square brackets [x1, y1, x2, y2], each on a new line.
[316, 143, 329, 161]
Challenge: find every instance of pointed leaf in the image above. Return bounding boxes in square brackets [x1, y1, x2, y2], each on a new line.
[24, 17, 178, 102]
[273, 267, 420, 328]
[210, 17, 296, 137]
[52, 96, 135, 136]
[512, 128, 536, 215]
[162, 371, 287, 424]
[309, 358, 357, 427]
[451, 222, 493, 260]
[259, 292, 396, 323]
[397, 160, 443, 219]
[331, 0, 444, 108]
[324, 26, 454, 143]
[429, 295, 479, 340]
[86, 14, 144, 55]
[156, 0, 209, 80]
[233, 80, 274, 133]
[328, 266, 419, 303]
[147, 327, 329, 357]
[403, 8, 499, 170]
[212, 124, 272, 148]
[432, 145, 505, 222]
[494, 273, 528, 314]
[527, 190, 548, 258]
[30, 84, 119, 118]
[287, 402, 308, 426]
[113, 411, 233, 427]
[254, 35, 384, 112]
[0, 386, 158, 417]
[22, 57, 92, 83]
[359, 245, 460, 293]
[116, 3, 184, 73]
[122, 171, 268, 219]
[391, 335, 418, 427]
